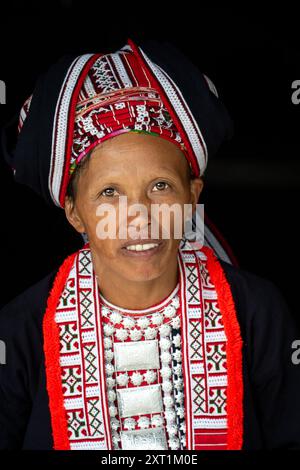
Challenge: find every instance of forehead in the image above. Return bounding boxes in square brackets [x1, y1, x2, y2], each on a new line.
[89, 131, 189, 175]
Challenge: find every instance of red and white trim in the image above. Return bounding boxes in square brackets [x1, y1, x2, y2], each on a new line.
[49, 53, 103, 207]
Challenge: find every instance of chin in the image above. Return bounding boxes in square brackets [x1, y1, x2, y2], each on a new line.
[121, 266, 162, 283]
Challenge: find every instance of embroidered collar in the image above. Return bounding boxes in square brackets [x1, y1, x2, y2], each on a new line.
[99, 281, 180, 315]
[43, 240, 243, 450]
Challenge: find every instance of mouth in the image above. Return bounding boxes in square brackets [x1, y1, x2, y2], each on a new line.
[120, 239, 166, 258]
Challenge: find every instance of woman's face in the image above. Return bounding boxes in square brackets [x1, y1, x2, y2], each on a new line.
[65, 132, 203, 283]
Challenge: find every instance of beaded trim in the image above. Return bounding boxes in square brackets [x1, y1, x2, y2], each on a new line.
[100, 290, 185, 449]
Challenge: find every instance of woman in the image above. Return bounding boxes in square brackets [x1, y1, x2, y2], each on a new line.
[0, 38, 299, 450]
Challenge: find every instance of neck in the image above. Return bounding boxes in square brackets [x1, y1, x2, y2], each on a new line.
[91, 251, 179, 310]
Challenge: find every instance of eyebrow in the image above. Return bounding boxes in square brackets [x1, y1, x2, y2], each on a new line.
[93, 166, 180, 181]
[156, 166, 181, 175]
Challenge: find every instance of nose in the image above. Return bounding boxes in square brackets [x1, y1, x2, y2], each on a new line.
[128, 220, 152, 240]
[126, 193, 154, 240]
[117, 187, 166, 241]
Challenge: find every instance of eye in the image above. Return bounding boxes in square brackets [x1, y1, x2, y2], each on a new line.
[100, 187, 119, 197]
[153, 181, 170, 191]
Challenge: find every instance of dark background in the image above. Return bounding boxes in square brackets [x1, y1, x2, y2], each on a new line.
[0, 3, 299, 326]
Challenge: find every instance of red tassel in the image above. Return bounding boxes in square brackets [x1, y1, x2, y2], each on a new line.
[43, 251, 78, 450]
[202, 246, 244, 450]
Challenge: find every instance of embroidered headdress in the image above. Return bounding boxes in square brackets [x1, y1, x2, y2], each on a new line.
[4, 38, 233, 209]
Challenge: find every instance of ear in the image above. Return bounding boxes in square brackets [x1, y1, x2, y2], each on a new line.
[190, 177, 204, 213]
[64, 196, 86, 234]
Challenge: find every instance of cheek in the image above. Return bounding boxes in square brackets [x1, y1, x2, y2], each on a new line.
[94, 238, 118, 260]
[88, 208, 122, 258]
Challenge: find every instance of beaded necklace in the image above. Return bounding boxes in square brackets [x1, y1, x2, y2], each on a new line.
[99, 283, 185, 449]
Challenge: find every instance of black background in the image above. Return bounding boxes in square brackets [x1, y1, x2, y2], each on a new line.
[0, 2, 299, 328]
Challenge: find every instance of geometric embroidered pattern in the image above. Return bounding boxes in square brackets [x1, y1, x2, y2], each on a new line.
[180, 246, 229, 450]
[55, 250, 108, 449]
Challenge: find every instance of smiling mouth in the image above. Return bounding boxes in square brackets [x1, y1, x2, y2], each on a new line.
[124, 242, 159, 251]
[120, 240, 166, 257]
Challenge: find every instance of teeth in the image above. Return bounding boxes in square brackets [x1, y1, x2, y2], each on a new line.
[125, 243, 159, 252]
